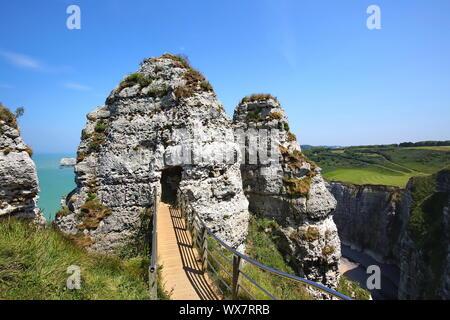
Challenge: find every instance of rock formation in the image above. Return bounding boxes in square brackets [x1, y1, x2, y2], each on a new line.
[60, 157, 76, 168]
[329, 182, 404, 264]
[233, 95, 341, 291]
[54, 54, 249, 252]
[0, 103, 44, 223]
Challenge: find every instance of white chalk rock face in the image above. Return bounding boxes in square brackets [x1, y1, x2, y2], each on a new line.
[60, 157, 76, 167]
[0, 105, 44, 223]
[233, 96, 340, 291]
[54, 54, 249, 252]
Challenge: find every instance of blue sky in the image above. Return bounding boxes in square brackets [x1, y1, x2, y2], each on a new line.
[0, 0, 449, 153]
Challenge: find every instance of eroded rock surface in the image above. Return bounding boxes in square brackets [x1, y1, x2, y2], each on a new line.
[54, 54, 249, 252]
[0, 104, 43, 223]
[233, 96, 341, 291]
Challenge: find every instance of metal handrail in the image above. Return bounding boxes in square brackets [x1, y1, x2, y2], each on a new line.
[177, 188, 352, 301]
[149, 187, 158, 299]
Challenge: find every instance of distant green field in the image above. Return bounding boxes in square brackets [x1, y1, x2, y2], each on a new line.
[323, 168, 419, 187]
[305, 146, 450, 187]
[406, 146, 450, 151]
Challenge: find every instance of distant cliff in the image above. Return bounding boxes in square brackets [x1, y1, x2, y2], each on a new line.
[0, 103, 44, 223]
[329, 182, 405, 265]
[329, 169, 450, 300]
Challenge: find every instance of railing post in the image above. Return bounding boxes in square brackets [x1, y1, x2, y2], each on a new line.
[149, 186, 158, 300]
[149, 268, 157, 300]
[232, 255, 241, 300]
[201, 227, 208, 272]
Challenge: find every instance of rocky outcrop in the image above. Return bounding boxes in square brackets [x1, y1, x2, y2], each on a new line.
[329, 182, 405, 265]
[0, 104, 44, 223]
[60, 157, 76, 168]
[233, 95, 341, 291]
[54, 54, 249, 252]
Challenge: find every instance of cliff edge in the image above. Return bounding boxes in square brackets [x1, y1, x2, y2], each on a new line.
[0, 103, 43, 223]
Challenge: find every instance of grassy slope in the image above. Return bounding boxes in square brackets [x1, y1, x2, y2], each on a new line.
[305, 146, 450, 187]
[208, 215, 369, 300]
[0, 219, 150, 300]
[241, 216, 312, 300]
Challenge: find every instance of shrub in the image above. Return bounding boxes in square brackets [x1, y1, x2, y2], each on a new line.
[146, 83, 169, 98]
[161, 53, 191, 69]
[246, 106, 263, 121]
[302, 227, 320, 241]
[94, 120, 107, 133]
[184, 68, 205, 85]
[55, 206, 71, 218]
[126, 73, 152, 87]
[78, 200, 112, 231]
[200, 81, 213, 91]
[322, 245, 335, 256]
[87, 132, 106, 153]
[25, 147, 33, 157]
[282, 177, 312, 198]
[287, 132, 297, 142]
[15, 107, 24, 118]
[174, 85, 193, 100]
[86, 193, 97, 202]
[284, 122, 290, 132]
[0, 103, 17, 129]
[77, 152, 87, 163]
[88, 142, 101, 153]
[241, 94, 278, 104]
[118, 73, 152, 91]
[81, 130, 91, 140]
[268, 112, 283, 120]
[337, 276, 371, 300]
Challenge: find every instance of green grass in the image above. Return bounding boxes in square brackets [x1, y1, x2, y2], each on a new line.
[206, 216, 312, 300]
[305, 146, 450, 187]
[405, 146, 450, 151]
[323, 168, 418, 187]
[240, 216, 312, 300]
[337, 276, 371, 300]
[0, 219, 150, 300]
[206, 215, 369, 300]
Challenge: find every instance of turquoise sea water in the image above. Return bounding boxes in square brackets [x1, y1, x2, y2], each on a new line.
[34, 154, 76, 221]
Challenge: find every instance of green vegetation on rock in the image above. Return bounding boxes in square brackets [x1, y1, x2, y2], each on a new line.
[78, 200, 112, 231]
[241, 94, 279, 104]
[337, 276, 371, 300]
[407, 170, 449, 297]
[119, 73, 152, 90]
[0, 103, 17, 129]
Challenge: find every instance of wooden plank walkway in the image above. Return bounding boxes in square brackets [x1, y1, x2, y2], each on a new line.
[157, 202, 219, 300]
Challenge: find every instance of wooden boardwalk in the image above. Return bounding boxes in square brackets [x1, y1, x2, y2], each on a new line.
[157, 202, 219, 300]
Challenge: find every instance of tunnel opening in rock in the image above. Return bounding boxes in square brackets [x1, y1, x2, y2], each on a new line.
[161, 166, 183, 204]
